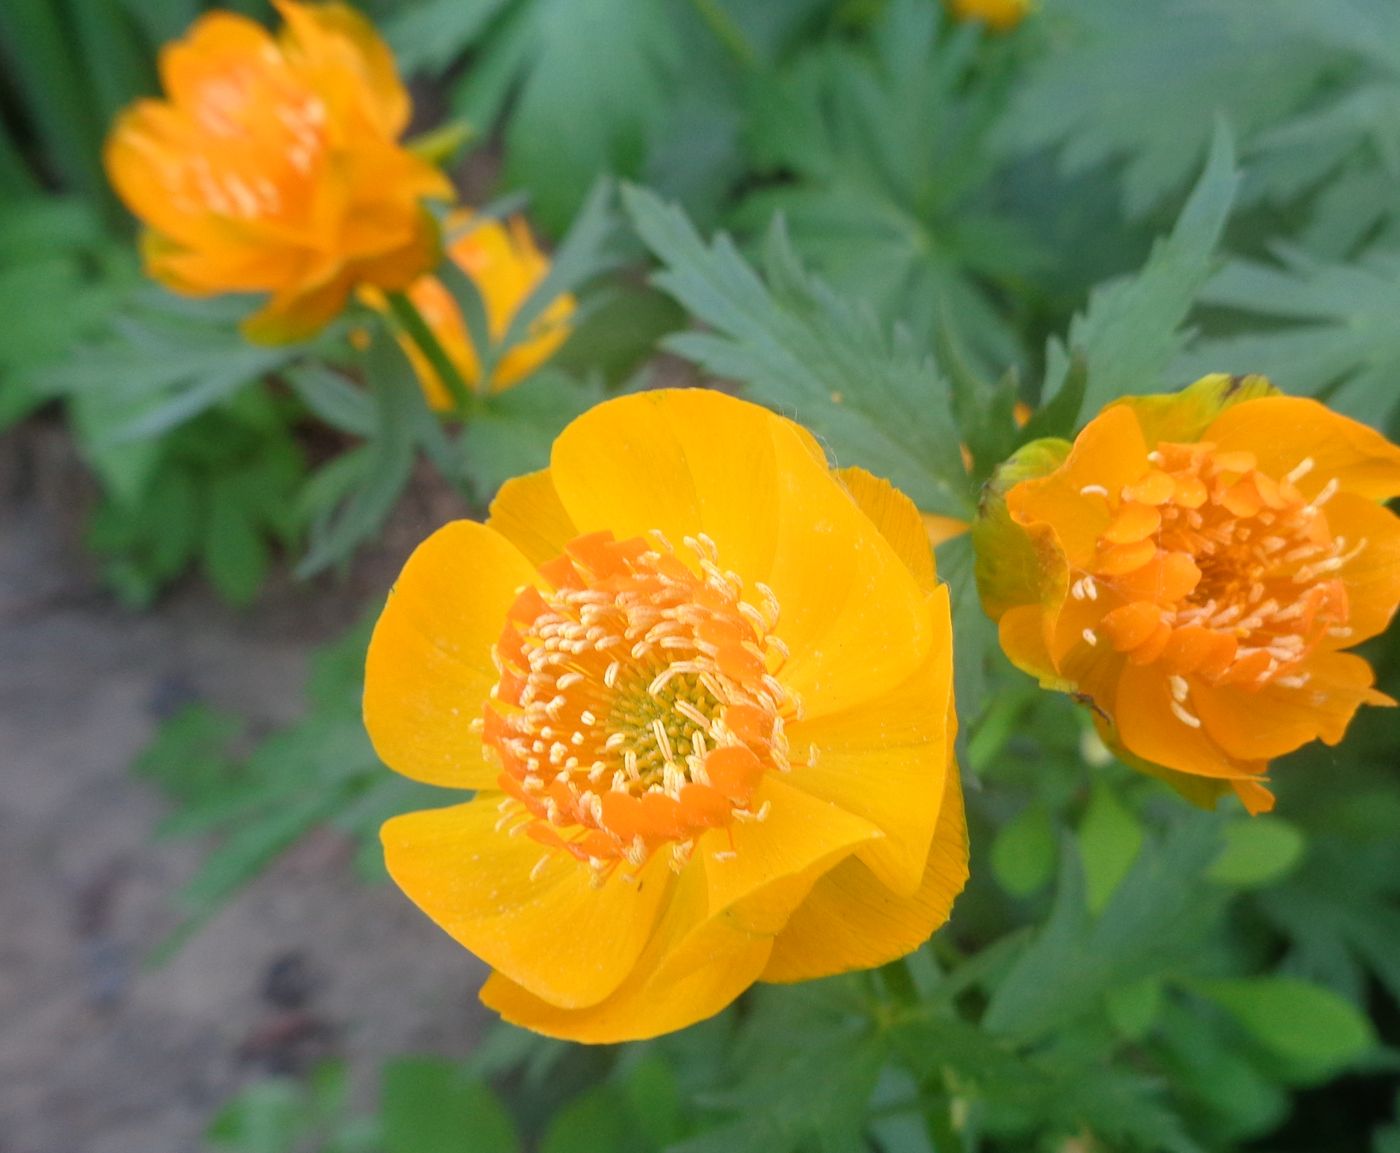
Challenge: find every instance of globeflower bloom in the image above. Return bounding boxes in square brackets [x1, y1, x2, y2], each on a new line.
[375, 211, 575, 409]
[105, 1, 451, 343]
[365, 389, 966, 1041]
[975, 376, 1400, 813]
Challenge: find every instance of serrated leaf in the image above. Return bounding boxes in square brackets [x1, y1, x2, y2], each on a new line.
[625, 184, 971, 518]
[287, 364, 378, 437]
[1046, 126, 1238, 420]
[454, 0, 686, 236]
[997, 0, 1323, 217]
[1184, 244, 1400, 428]
[736, 0, 1033, 368]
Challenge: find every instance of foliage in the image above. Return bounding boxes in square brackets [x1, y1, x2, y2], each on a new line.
[736, 0, 1036, 370]
[87, 390, 304, 606]
[6, 0, 1400, 1150]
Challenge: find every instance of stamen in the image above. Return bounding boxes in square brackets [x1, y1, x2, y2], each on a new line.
[1169, 700, 1202, 729]
[1284, 457, 1315, 485]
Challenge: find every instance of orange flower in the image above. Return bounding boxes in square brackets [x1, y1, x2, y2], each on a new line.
[364, 389, 966, 1042]
[104, 1, 451, 343]
[375, 211, 575, 408]
[974, 375, 1400, 813]
[945, 0, 1032, 32]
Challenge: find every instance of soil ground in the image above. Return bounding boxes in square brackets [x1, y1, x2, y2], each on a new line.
[0, 422, 492, 1153]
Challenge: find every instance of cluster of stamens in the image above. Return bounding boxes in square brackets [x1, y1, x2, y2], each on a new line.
[1073, 443, 1361, 729]
[480, 530, 806, 881]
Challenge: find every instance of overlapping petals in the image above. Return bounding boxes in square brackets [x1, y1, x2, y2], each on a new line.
[974, 375, 1400, 812]
[365, 389, 966, 1041]
[105, 0, 451, 342]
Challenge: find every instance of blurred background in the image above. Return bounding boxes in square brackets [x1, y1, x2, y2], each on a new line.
[4, 1, 1400, 1151]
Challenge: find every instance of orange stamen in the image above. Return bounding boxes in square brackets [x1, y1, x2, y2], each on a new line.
[483, 530, 797, 880]
[1073, 445, 1357, 722]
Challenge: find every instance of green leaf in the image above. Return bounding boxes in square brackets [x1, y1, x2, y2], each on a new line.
[1197, 976, 1376, 1077]
[1207, 817, 1306, 889]
[383, 0, 510, 76]
[618, 1056, 685, 1149]
[625, 184, 971, 518]
[203, 477, 271, 605]
[985, 816, 1225, 1040]
[540, 1086, 642, 1153]
[297, 337, 421, 576]
[1184, 244, 1400, 428]
[206, 1078, 307, 1153]
[996, 0, 1324, 217]
[1078, 780, 1144, 913]
[456, 0, 686, 235]
[1046, 125, 1239, 420]
[991, 803, 1056, 898]
[382, 1059, 519, 1153]
[736, 0, 1033, 368]
[1105, 976, 1163, 1041]
[460, 369, 605, 499]
[287, 365, 378, 437]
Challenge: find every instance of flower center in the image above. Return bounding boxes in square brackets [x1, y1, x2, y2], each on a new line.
[1075, 443, 1361, 724]
[481, 530, 801, 879]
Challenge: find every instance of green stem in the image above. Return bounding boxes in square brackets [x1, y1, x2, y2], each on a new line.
[384, 289, 478, 418]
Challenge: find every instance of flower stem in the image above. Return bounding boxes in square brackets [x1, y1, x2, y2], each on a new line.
[384, 288, 477, 417]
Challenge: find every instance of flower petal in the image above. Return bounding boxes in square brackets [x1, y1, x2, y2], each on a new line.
[549, 389, 932, 717]
[382, 797, 672, 1009]
[548, 388, 780, 578]
[1111, 662, 1264, 782]
[785, 586, 955, 895]
[275, 0, 411, 135]
[365, 520, 538, 789]
[1193, 650, 1391, 761]
[1009, 405, 1149, 564]
[762, 764, 968, 983]
[478, 865, 771, 1042]
[697, 775, 883, 924]
[1206, 395, 1400, 502]
[1322, 492, 1400, 644]
[488, 468, 580, 567]
[836, 466, 939, 593]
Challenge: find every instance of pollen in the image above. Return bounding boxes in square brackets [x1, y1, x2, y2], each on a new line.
[1081, 442, 1358, 721]
[483, 530, 798, 880]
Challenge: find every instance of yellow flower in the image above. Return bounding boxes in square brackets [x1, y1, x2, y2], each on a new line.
[974, 375, 1400, 813]
[104, 1, 451, 343]
[364, 389, 966, 1041]
[375, 211, 575, 408]
[945, 0, 1032, 33]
